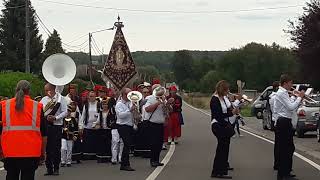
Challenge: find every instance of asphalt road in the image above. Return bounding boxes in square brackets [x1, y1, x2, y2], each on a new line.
[1, 104, 320, 180]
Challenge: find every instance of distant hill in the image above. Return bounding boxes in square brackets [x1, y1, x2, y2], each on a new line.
[68, 50, 226, 72]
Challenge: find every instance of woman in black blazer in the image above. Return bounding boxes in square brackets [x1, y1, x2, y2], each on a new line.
[210, 80, 239, 179]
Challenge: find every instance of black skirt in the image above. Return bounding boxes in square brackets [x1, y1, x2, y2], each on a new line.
[96, 129, 112, 160]
[82, 128, 99, 159]
[72, 137, 83, 161]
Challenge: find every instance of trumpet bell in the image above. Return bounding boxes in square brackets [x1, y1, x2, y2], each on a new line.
[127, 91, 143, 102]
[42, 53, 76, 86]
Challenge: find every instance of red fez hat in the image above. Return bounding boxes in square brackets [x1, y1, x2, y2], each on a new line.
[169, 86, 177, 91]
[152, 79, 161, 85]
[94, 85, 103, 92]
[81, 90, 89, 97]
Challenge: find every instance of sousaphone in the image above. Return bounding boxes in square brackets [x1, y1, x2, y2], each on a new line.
[42, 53, 76, 87]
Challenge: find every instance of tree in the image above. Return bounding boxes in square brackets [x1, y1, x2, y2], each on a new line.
[137, 65, 160, 82]
[287, 0, 320, 89]
[0, 0, 43, 73]
[171, 50, 194, 89]
[43, 29, 65, 59]
[216, 42, 297, 91]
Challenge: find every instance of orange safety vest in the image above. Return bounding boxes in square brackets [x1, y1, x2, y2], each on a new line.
[1, 96, 43, 158]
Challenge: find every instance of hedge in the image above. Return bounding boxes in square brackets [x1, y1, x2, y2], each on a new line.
[0, 72, 45, 98]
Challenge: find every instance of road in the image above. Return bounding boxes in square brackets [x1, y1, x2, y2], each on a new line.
[1, 103, 320, 179]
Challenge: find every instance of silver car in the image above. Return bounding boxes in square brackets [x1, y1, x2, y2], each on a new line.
[294, 95, 320, 138]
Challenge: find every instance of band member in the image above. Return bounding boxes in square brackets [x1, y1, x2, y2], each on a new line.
[61, 104, 78, 167]
[269, 81, 280, 170]
[145, 84, 173, 167]
[273, 74, 304, 180]
[115, 88, 135, 171]
[79, 91, 101, 160]
[210, 80, 239, 179]
[68, 101, 82, 164]
[41, 83, 68, 176]
[109, 91, 124, 165]
[164, 86, 182, 144]
[65, 84, 80, 106]
[95, 97, 113, 163]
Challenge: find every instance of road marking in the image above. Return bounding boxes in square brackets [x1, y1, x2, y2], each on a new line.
[146, 143, 176, 180]
[184, 101, 320, 171]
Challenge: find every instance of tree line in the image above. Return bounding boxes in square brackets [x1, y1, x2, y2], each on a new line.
[0, 0, 319, 92]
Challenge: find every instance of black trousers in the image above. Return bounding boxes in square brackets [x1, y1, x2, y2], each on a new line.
[276, 117, 295, 177]
[148, 121, 164, 163]
[46, 125, 62, 171]
[134, 121, 151, 157]
[211, 123, 231, 175]
[4, 158, 39, 180]
[274, 128, 279, 169]
[117, 125, 134, 167]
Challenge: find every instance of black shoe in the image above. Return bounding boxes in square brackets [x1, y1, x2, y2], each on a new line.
[44, 169, 53, 176]
[67, 164, 71, 167]
[111, 162, 117, 165]
[151, 162, 164, 167]
[227, 167, 234, 171]
[288, 173, 296, 178]
[76, 160, 81, 164]
[211, 174, 232, 179]
[120, 166, 135, 171]
[53, 169, 59, 176]
[61, 163, 66, 167]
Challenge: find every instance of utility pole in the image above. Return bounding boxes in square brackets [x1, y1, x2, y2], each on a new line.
[25, 0, 30, 73]
[88, 33, 93, 85]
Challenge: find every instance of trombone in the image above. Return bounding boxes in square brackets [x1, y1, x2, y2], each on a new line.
[228, 92, 253, 103]
[288, 88, 319, 104]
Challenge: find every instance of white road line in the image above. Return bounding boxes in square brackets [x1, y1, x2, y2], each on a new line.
[146, 144, 176, 180]
[184, 101, 320, 171]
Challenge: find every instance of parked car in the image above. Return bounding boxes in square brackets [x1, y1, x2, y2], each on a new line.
[251, 86, 274, 119]
[294, 95, 320, 138]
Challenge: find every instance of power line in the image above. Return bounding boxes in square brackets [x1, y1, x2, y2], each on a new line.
[37, 0, 303, 14]
[0, 4, 25, 9]
[91, 36, 104, 55]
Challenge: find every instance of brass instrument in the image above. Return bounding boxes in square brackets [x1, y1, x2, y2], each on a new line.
[127, 91, 143, 130]
[228, 92, 253, 103]
[289, 88, 319, 104]
[153, 86, 173, 119]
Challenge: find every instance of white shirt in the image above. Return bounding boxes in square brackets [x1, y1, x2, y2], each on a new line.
[79, 102, 99, 129]
[115, 100, 133, 126]
[269, 92, 277, 121]
[40, 93, 68, 126]
[144, 95, 166, 124]
[229, 99, 241, 124]
[273, 86, 302, 121]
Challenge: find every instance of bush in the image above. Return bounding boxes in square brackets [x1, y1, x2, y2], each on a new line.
[0, 72, 45, 98]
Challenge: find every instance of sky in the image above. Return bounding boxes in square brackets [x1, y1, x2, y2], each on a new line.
[2, 0, 309, 54]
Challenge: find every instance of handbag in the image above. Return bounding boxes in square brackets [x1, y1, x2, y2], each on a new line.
[223, 98, 235, 138]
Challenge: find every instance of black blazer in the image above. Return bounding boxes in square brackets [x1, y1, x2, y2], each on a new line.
[210, 96, 233, 125]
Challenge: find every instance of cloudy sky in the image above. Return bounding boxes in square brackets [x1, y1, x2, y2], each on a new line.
[3, 0, 309, 54]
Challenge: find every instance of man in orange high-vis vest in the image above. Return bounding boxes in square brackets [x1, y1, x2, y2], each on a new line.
[0, 80, 47, 180]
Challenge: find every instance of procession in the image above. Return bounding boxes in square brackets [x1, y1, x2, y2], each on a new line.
[1, 0, 320, 180]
